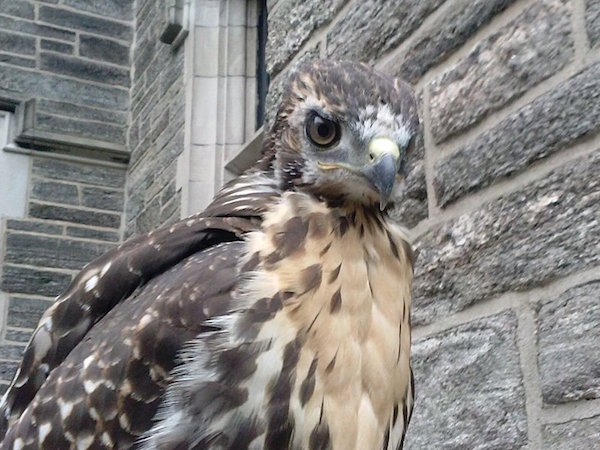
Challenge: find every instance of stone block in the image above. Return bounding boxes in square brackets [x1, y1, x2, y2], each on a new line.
[33, 113, 127, 145]
[63, 0, 134, 20]
[79, 34, 130, 66]
[37, 99, 127, 125]
[405, 312, 527, 449]
[31, 179, 79, 206]
[434, 62, 600, 207]
[39, 5, 133, 41]
[0, 65, 129, 111]
[5, 219, 63, 235]
[81, 186, 124, 212]
[0, 30, 36, 56]
[264, 44, 320, 128]
[537, 281, 600, 404]
[542, 416, 600, 448]
[65, 226, 120, 242]
[6, 296, 52, 329]
[587, 0, 600, 47]
[4, 232, 114, 270]
[0, 15, 76, 42]
[0, 344, 25, 361]
[40, 53, 130, 88]
[31, 158, 126, 188]
[0, 0, 34, 19]
[1, 265, 71, 297]
[160, 49, 184, 97]
[429, 0, 574, 143]
[28, 202, 121, 229]
[4, 328, 33, 344]
[160, 191, 181, 225]
[133, 35, 157, 80]
[391, 0, 518, 83]
[326, 0, 444, 64]
[266, 0, 344, 77]
[389, 119, 427, 229]
[135, 195, 160, 234]
[413, 151, 600, 325]
[40, 39, 74, 54]
[0, 54, 35, 69]
[0, 361, 19, 383]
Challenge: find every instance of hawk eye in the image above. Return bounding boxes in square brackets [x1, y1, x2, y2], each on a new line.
[306, 113, 340, 148]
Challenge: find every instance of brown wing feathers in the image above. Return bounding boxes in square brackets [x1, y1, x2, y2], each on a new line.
[0, 172, 280, 445]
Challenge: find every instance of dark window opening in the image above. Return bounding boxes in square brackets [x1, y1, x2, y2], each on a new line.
[256, 0, 268, 129]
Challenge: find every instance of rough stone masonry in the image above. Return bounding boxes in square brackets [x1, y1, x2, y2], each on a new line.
[265, 0, 600, 448]
[0, 0, 598, 448]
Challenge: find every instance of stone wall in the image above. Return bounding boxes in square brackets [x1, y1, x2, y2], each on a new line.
[0, 157, 126, 388]
[0, 0, 134, 388]
[125, 0, 186, 237]
[0, 0, 133, 145]
[267, 0, 600, 447]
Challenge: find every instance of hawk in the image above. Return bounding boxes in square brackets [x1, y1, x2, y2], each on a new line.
[0, 60, 419, 449]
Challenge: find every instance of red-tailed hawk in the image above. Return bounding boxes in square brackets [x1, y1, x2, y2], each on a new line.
[0, 60, 419, 449]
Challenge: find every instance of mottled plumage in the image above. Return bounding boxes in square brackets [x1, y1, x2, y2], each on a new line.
[0, 60, 419, 449]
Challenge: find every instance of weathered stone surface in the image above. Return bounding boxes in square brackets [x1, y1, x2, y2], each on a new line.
[28, 202, 121, 229]
[413, 151, 600, 325]
[587, 0, 600, 47]
[430, 0, 574, 143]
[40, 39, 73, 54]
[4, 232, 113, 270]
[133, 35, 157, 80]
[34, 113, 127, 145]
[5, 219, 63, 235]
[31, 158, 126, 188]
[326, 0, 444, 64]
[135, 195, 160, 234]
[542, 415, 600, 448]
[63, 0, 134, 20]
[389, 116, 427, 228]
[0, 30, 35, 56]
[264, 44, 320, 128]
[0, 15, 76, 42]
[7, 297, 52, 328]
[39, 5, 133, 40]
[4, 328, 33, 344]
[537, 281, 600, 404]
[405, 312, 527, 449]
[392, 0, 518, 83]
[1, 265, 71, 297]
[160, 191, 181, 225]
[37, 99, 127, 125]
[79, 35, 130, 66]
[31, 179, 79, 205]
[0, 361, 19, 383]
[0, 344, 25, 361]
[40, 53, 130, 87]
[434, 62, 600, 207]
[65, 226, 120, 242]
[0, 54, 35, 69]
[81, 186, 124, 212]
[0, 0, 34, 19]
[266, 0, 344, 77]
[0, 65, 129, 111]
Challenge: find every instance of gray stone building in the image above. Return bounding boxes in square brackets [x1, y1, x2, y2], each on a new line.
[0, 0, 598, 447]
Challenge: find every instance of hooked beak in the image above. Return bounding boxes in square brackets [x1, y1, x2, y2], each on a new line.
[361, 137, 401, 210]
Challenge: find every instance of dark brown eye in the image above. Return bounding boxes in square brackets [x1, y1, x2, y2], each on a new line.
[306, 114, 340, 148]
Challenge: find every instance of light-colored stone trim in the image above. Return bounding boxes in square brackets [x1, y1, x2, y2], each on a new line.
[179, 0, 260, 215]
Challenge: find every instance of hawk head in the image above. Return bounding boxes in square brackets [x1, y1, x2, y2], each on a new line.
[265, 60, 419, 210]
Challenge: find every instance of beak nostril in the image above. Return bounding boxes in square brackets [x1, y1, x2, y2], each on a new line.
[369, 152, 375, 161]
